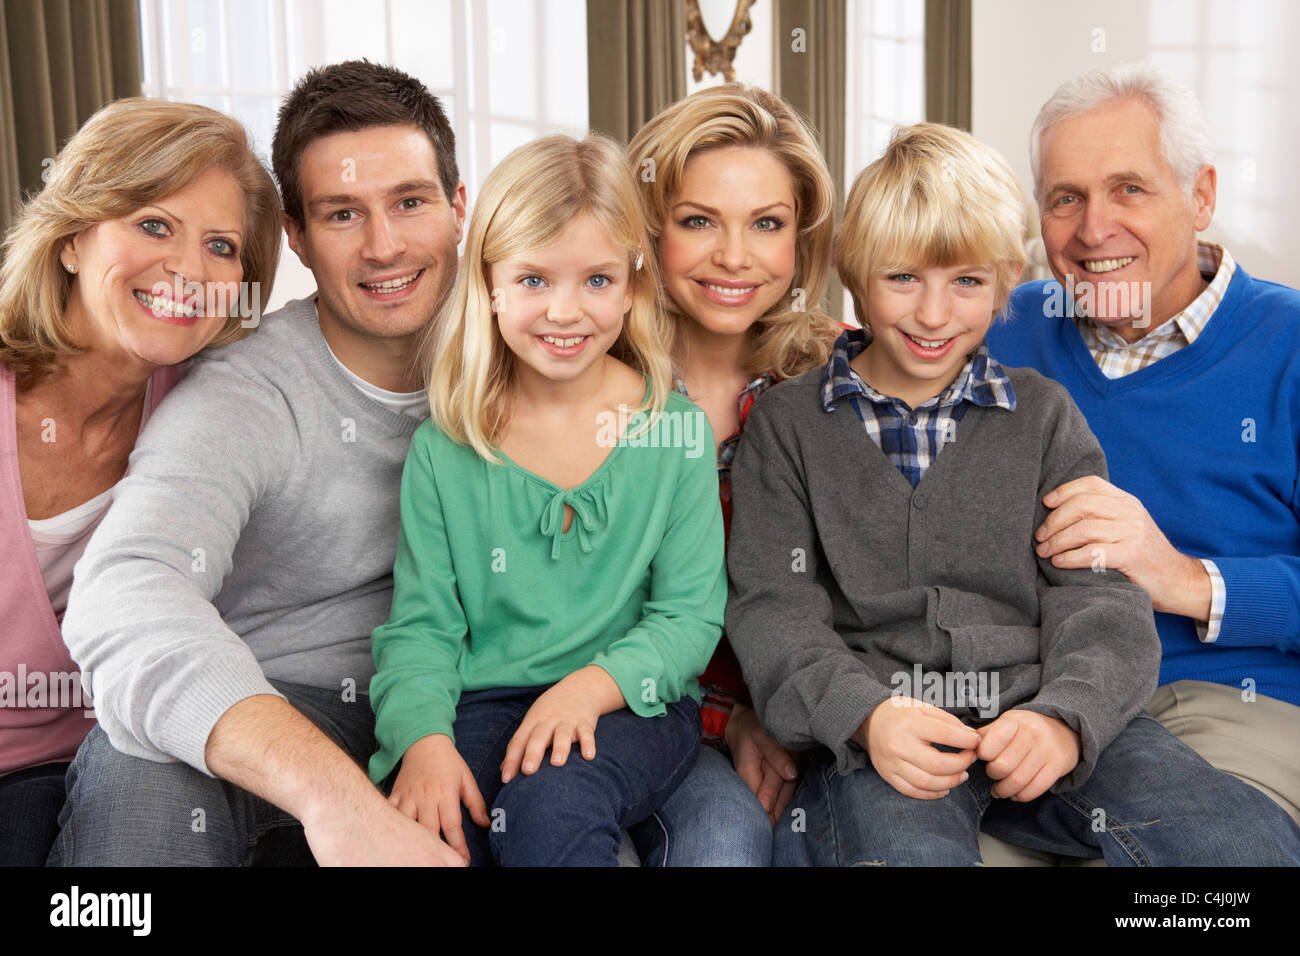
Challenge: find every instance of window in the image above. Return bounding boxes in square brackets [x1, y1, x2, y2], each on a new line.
[139, 0, 589, 308]
[845, 0, 925, 175]
[843, 0, 926, 319]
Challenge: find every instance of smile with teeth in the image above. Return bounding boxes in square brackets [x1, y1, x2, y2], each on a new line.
[698, 281, 757, 294]
[541, 335, 587, 348]
[360, 270, 422, 292]
[904, 332, 953, 350]
[134, 290, 198, 318]
[1082, 256, 1135, 273]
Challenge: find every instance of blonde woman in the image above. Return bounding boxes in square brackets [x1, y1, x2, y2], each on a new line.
[0, 98, 280, 865]
[369, 134, 725, 866]
[627, 85, 843, 864]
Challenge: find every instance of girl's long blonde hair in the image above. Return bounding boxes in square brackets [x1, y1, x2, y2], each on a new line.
[628, 84, 842, 379]
[427, 133, 671, 462]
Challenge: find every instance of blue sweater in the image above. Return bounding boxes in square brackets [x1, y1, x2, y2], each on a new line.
[987, 266, 1300, 708]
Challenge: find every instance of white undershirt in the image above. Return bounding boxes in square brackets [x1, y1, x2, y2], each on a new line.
[29, 352, 426, 616]
[28, 380, 153, 617]
[324, 343, 430, 420]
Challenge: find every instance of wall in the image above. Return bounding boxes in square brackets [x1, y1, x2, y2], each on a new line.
[972, 0, 1300, 288]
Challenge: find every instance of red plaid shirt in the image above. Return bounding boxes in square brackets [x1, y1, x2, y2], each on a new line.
[674, 373, 778, 746]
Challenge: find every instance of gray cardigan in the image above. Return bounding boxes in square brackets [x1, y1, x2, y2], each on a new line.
[725, 364, 1160, 792]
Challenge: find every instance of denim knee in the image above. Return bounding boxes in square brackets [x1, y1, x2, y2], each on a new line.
[489, 755, 626, 866]
[1059, 714, 1300, 866]
[49, 725, 246, 866]
[637, 744, 773, 866]
[790, 754, 983, 867]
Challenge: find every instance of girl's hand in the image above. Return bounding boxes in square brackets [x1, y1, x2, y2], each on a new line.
[857, 698, 981, 800]
[725, 703, 799, 824]
[390, 733, 490, 864]
[501, 666, 624, 783]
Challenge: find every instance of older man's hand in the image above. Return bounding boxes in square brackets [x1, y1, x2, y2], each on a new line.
[1035, 475, 1212, 621]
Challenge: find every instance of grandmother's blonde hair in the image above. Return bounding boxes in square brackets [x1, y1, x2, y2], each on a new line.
[427, 133, 671, 462]
[0, 98, 281, 389]
[627, 84, 841, 379]
[837, 123, 1028, 326]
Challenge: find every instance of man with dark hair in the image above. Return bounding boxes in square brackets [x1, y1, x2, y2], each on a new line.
[50, 61, 468, 865]
[272, 59, 460, 227]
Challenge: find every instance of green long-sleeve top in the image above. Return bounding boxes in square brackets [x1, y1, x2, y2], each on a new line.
[368, 390, 726, 783]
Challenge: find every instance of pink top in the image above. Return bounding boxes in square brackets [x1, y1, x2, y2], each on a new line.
[0, 361, 183, 777]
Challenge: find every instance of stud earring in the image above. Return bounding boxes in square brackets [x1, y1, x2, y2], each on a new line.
[65, 263, 76, 274]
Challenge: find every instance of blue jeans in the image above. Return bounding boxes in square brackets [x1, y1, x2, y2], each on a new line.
[47, 681, 374, 866]
[774, 713, 1300, 866]
[0, 761, 69, 866]
[448, 685, 700, 866]
[631, 743, 773, 866]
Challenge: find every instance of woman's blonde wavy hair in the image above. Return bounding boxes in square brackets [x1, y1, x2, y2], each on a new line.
[0, 98, 281, 389]
[627, 84, 841, 379]
[427, 133, 672, 462]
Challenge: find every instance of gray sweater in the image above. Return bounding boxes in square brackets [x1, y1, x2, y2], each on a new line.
[63, 297, 423, 773]
[725, 365, 1160, 792]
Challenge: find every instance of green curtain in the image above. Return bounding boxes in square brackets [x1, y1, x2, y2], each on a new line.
[586, 0, 687, 145]
[925, 0, 971, 130]
[772, 0, 845, 320]
[0, 0, 142, 235]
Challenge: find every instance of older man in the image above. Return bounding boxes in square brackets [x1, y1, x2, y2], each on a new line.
[988, 63, 1300, 826]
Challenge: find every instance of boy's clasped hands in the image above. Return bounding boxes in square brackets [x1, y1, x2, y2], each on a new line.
[859, 698, 1083, 803]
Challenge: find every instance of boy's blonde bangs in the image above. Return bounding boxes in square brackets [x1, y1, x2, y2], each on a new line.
[838, 123, 1028, 324]
[865, 185, 1017, 277]
[427, 134, 671, 460]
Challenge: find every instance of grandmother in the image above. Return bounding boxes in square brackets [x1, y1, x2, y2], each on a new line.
[0, 98, 280, 865]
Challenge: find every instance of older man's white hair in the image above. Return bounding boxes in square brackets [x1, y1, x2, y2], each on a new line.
[1029, 63, 1214, 204]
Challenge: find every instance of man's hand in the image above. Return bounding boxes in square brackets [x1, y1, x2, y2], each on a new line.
[857, 698, 980, 800]
[976, 709, 1081, 802]
[302, 796, 470, 866]
[390, 733, 489, 863]
[725, 703, 798, 824]
[500, 665, 624, 783]
[205, 694, 467, 866]
[1037, 476, 1212, 619]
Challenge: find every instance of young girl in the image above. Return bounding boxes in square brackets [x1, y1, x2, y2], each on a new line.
[367, 134, 725, 867]
[624, 85, 844, 865]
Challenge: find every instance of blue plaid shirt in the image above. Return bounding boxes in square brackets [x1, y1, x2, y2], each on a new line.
[820, 329, 1016, 487]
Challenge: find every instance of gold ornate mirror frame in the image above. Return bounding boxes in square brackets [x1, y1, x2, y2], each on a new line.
[685, 0, 756, 83]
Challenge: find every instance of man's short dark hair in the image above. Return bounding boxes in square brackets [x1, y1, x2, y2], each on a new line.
[272, 60, 459, 226]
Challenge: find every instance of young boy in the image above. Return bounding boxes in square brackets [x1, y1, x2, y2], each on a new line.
[725, 123, 1300, 866]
